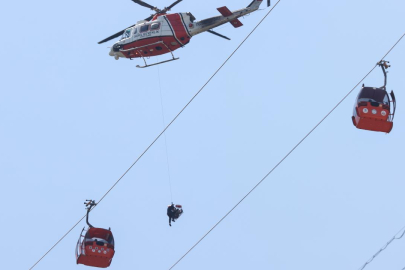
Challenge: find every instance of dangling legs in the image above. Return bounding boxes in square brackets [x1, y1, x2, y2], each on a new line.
[172, 209, 179, 222]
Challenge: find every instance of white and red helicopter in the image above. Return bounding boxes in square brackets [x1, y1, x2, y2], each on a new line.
[98, 0, 270, 68]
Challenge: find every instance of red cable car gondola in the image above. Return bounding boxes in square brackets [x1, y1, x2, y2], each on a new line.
[352, 60, 396, 133]
[76, 200, 115, 268]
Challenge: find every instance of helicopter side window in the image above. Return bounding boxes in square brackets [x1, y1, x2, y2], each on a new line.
[140, 24, 149, 33]
[151, 23, 160, 30]
[121, 28, 132, 40]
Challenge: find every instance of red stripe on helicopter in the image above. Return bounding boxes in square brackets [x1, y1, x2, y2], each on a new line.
[120, 36, 183, 58]
[165, 13, 190, 46]
[163, 16, 183, 46]
[179, 13, 192, 37]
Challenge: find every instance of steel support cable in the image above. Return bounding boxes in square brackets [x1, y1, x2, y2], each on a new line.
[360, 226, 405, 270]
[168, 31, 405, 270]
[28, 2, 283, 269]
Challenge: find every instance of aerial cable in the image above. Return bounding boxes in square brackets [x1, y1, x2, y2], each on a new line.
[359, 225, 405, 270]
[157, 61, 174, 202]
[168, 31, 405, 270]
[28, 1, 283, 269]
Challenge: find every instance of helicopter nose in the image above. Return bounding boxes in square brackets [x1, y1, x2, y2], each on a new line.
[109, 48, 121, 60]
[112, 43, 122, 52]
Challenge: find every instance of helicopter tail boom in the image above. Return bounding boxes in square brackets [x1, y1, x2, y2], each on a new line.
[247, 0, 265, 9]
[217, 6, 243, 28]
[189, 0, 266, 37]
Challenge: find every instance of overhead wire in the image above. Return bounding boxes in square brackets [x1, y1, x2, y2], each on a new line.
[359, 225, 405, 270]
[28, 1, 283, 269]
[168, 31, 405, 270]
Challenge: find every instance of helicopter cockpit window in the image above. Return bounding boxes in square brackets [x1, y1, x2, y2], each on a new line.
[140, 24, 149, 32]
[121, 28, 132, 39]
[151, 23, 160, 30]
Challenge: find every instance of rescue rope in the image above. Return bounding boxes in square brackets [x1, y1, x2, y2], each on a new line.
[157, 60, 174, 202]
[168, 30, 405, 270]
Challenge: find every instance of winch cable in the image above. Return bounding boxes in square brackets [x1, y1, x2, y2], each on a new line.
[157, 61, 174, 202]
[168, 30, 405, 270]
[28, 1, 283, 269]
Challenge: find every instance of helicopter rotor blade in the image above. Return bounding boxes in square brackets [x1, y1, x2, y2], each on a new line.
[144, 14, 154, 21]
[131, 0, 160, 12]
[207, 29, 230, 40]
[267, 0, 271, 7]
[98, 24, 135, 44]
[164, 0, 183, 12]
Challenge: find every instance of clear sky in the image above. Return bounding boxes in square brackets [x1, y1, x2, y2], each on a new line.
[1, 0, 405, 269]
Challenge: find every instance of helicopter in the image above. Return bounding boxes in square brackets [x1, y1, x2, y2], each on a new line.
[98, 0, 271, 68]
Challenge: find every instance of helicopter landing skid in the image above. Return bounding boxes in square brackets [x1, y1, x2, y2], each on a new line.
[136, 56, 179, 68]
[120, 41, 179, 68]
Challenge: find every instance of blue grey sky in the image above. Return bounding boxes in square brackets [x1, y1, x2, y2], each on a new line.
[1, 0, 405, 269]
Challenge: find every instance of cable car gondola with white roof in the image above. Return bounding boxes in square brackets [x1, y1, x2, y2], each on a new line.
[76, 200, 115, 268]
[352, 60, 396, 133]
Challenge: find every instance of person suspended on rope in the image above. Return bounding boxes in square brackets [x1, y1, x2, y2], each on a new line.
[167, 203, 183, 226]
[167, 204, 175, 226]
